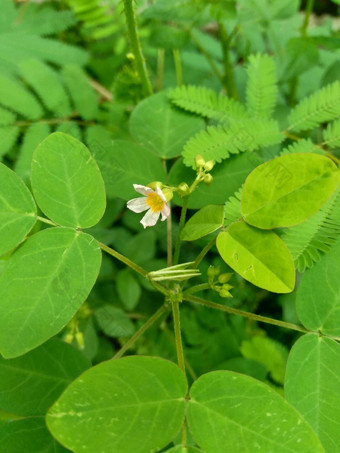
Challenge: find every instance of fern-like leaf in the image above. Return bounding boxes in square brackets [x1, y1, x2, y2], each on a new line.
[0, 0, 16, 34]
[62, 64, 98, 121]
[19, 59, 71, 117]
[182, 119, 283, 168]
[282, 185, 340, 272]
[0, 126, 19, 158]
[169, 85, 247, 122]
[323, 119, 340, 149]
[246, 53, 278, 119]
[0, 74, 43, 119]
[0, 106, 16, 126]
[280, 138, 324, 156]
[224, 187, 242, 227]
[288, 81, 340, 132]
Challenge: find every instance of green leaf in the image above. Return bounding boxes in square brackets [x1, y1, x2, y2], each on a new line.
[0, 417, 68, 452]
[0, 162, 36, 257]
[0, 126, 20, 158]
[182, 119, 282, 168]
[187, 370, 324, 453]
[0, 338, 90, 416]
[116, 268, 141, 310]
[288, 81, 340, 132]
[88, 138, 166, 200]
[216, 221, 295, 293]
[46, 356, 187, 453]
[94, 305, 135, 338]
[129, 91, 205, 159]
[31, 132, 106, 229]
[323, 119, 340, 149]
[246, 53, 278, 119]
[62, 64, 98, 121]
[296, 240, 340, 336]
[0, 227, 101, 358]
[166, 447, 205, 452]
[182, 205, 224, 241]
[285, 334, 340, 453]
[241, 153, 340, 229]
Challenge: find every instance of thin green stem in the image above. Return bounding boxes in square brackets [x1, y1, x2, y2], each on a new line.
[36, 215, 57, 226]
[192, 236, 216, 269]
[114, 304, 169, 359]
[166, 207, 173, 267]
[123, 0, 153, 97]
[301, 0, 315, 36]
[185, 295, 310, 334]
[183, 283, 211, 295]
[173, 197, 189, 265]
[99, 242, 169, 296]
[173, 48, 184, 86]
[218, 22, 238, 99]
[156, 48, 165, 92]
[172, 300, 186, 374]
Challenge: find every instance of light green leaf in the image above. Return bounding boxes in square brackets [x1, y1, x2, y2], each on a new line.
[296, 240, 340, 336]
[216, 221, 295, 293]
[0, 417, 68, 452]
[182, 205, 224, 241]
[94, 305, 135, 338]
[129, 91, 205, 159]
[46, 356, 187, 453]
[88, 138, 166, 200]
[242, 153, 340, 229]
[0, 338, 90, 416]
[166, 447, 205, 452]
[0, 162, 36, 257]
[323, 119, 340, 149]
[31, 132, 106, 228]
[285, 334, 340, 453]
[188, 371, 324, 453]
[0, 227, 101, 358]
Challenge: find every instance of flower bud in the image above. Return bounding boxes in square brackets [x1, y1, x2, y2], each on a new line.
[147, 181, 163, 190]
[218, 273, 232, 284]
[177, 182, 190, 197]
[219, 287, 232, 298]
[75, 332, 85, 349]
[195, 154, 205, 168]
[204, 173, 213, 185]
[126, 52, 135, 61]
[204, 160, 215, 172]
[207, 265, 220, 278]
[162, 188, 173, 202]
[64, 333, 74, 344]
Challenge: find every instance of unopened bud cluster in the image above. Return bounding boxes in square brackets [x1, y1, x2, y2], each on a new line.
[208, 265, 233, 298]
[195, 154, 215, 186]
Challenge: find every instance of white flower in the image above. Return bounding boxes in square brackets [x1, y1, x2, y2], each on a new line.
[127, 184, 171, 228]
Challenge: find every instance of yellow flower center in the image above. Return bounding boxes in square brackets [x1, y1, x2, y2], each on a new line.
[146, 192, 165, 213]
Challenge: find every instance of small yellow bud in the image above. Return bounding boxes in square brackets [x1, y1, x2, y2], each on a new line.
[204, 173, 213, 185]
[195, 154, 205, 168]
[207, 265, 220, 278]
[147, 181, 163, 190]
[75, 332, 85, 349]
[218, 273, 232, 284]
[64, 333, 74, 344]
[177, 182, 190, 197]
[204, 160, 215, 172]
[126, 52, 135, 60]
[162, 188, 173, 202]
[219, 288, 232, 298]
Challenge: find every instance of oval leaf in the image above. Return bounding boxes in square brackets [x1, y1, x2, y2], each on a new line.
[216, 221, 295, 293]
[182, 205, 224, 241]
[0, 227, 101, 358]
[296, 240, 340, 336]
[285, 334, 340, 453]
[31, 132, 106, 228]
[0, 338, 90, 416]
[188, 370, 324, 453]
[46, 356, 187, 453]
[242, 153, 340, 229]
[129, 91, 205, 159]
[0, 162, 36, 256]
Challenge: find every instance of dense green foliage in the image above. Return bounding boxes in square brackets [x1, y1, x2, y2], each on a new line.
[1, 0, 340, 451]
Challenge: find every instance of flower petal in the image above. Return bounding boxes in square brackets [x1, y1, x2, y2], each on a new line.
[161, 203, 170, 221]
[141, 209, 160, 228]
[127, 197, 148, 213]
[155, 186, 167, 202]
[133, 184, 153, 196]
